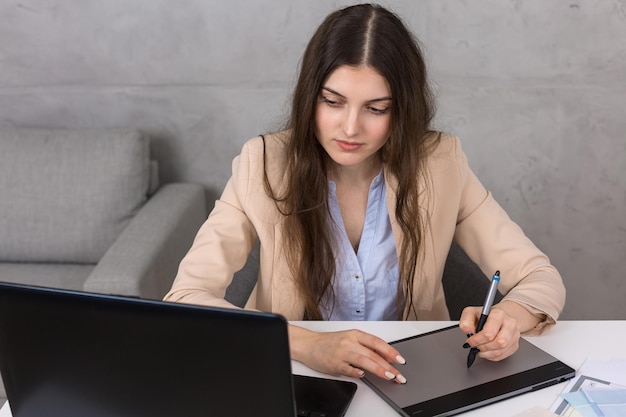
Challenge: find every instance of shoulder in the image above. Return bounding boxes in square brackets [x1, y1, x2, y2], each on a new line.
[240, 131, 289, 152]
[238, 131, 289, 168]
[423, 132, 469, 178]
[231, 131, 290, 196]
[235, 131, 288, 165]
[425, 131, 463, 159]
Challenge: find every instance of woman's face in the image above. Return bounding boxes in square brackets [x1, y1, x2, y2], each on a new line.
[315, 65, 392, 174]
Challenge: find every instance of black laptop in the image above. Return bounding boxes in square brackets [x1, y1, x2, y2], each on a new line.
[0, 282, 356, 417]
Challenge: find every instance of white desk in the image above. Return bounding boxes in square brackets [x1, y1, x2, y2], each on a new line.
[289, 321, 626, 417]
[1, 321, 625, 417]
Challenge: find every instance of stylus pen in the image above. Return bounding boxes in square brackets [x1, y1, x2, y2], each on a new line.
[466, 270, 501, 368]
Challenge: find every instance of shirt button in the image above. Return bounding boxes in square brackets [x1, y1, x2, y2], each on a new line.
[356, 309, 361, 313]
[354, 274, 360, 279]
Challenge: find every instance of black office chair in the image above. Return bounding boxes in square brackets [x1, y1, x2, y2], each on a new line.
[442, 241, 503, 319]
[225, 240, 261, 308]
[227, 241, 502, 320]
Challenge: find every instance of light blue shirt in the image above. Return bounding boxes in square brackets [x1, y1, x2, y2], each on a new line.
[320, 170, 402, 320]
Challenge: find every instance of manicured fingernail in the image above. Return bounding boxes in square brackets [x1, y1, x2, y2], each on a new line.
[396, 374, 407, 384]
[356, 369, 365, 377]
[463, 342, 471, 349]
[466, 333, 473, 338]
[396, 355, 406, 365]
[385, 371, 396, 380]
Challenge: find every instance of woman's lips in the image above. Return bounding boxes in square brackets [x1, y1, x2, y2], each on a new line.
[336, 140, 363, 151]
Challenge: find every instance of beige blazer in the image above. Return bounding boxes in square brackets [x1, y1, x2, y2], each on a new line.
[164, 133, 565, 334]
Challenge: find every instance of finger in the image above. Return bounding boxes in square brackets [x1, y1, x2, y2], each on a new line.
[476, 316, 503, 344]
[478, 336, 519, 361]
[338, 363, 366, 379]
[459, 306, 482, 335]
[356, 331, 406, 365]
[350, 350, 407, 383]
[467, 308, 509, 347]
[476, 319, 520, 360]
[345, 334, 407, 383]
[351, 357, 407, 384]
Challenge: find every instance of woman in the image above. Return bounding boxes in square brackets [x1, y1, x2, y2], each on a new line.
[164, 3, 565, 385]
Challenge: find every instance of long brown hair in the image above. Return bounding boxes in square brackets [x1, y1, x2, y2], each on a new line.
[264, 4, 437, 319]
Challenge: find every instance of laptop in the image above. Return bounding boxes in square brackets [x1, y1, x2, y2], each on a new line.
[0, 282, 356, 417]
[362, 324, 576, 417]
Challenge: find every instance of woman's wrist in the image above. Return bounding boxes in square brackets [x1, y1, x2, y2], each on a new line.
[287, 323, 314, 363]
[492, 300, 543, 334]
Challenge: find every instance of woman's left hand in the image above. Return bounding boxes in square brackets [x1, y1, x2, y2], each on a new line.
[459, 302, 523, 362]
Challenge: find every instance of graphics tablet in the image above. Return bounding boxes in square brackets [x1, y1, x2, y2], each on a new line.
[362, 325, 575, 417]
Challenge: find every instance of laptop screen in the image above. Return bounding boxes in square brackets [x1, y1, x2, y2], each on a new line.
[0, 282, 299, 417]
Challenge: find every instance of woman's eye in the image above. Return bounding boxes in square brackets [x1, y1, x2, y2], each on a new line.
[369, 106, 389, 115]
[322, 96, 340, 107]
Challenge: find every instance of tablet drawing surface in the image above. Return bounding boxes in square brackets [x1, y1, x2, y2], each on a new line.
[363, 325, 575, 417]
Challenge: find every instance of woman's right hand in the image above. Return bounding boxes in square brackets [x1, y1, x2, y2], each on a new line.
[288, 324, 407, 384]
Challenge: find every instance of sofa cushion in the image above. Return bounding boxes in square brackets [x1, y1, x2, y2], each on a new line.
[0, 128, 150, 263]
[0, 262, 95, 292]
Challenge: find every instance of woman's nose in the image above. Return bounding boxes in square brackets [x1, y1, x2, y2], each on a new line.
[341, 108, 359, 137]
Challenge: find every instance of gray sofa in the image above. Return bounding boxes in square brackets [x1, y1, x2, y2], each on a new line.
[0, 127, 206, 298]
[0, 127, 207, 403]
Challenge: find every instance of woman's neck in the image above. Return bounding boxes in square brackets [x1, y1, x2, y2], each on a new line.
[328, 156, 382, 186]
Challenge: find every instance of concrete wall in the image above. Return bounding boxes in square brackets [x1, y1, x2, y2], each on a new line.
[1, 0, 624, 319]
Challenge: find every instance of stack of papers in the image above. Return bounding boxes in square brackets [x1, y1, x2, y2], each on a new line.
[550, 357, 626, 416]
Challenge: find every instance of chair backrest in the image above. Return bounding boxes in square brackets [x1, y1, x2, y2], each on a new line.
[442, 241, 503, 320]
[226, 240, 260, 307]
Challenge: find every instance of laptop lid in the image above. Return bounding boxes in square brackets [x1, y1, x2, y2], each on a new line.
[0, 282, 355, 417]
[362, 324, 575, 417]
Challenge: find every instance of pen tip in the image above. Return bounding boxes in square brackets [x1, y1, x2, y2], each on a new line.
[494, 270, 500, 277]
[466, 351, 476, 368]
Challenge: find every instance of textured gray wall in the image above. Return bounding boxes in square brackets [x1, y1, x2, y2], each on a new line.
[1, 0, 624, 319]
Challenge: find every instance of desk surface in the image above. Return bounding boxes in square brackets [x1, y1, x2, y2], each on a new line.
[1, 320, 624, 417]
[291, 321, 626, 417]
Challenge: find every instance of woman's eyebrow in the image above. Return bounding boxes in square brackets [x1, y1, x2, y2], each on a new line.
[321, 86, 392, 103]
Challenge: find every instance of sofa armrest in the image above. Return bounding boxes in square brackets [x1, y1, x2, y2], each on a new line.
[84, 183, 206, 300]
